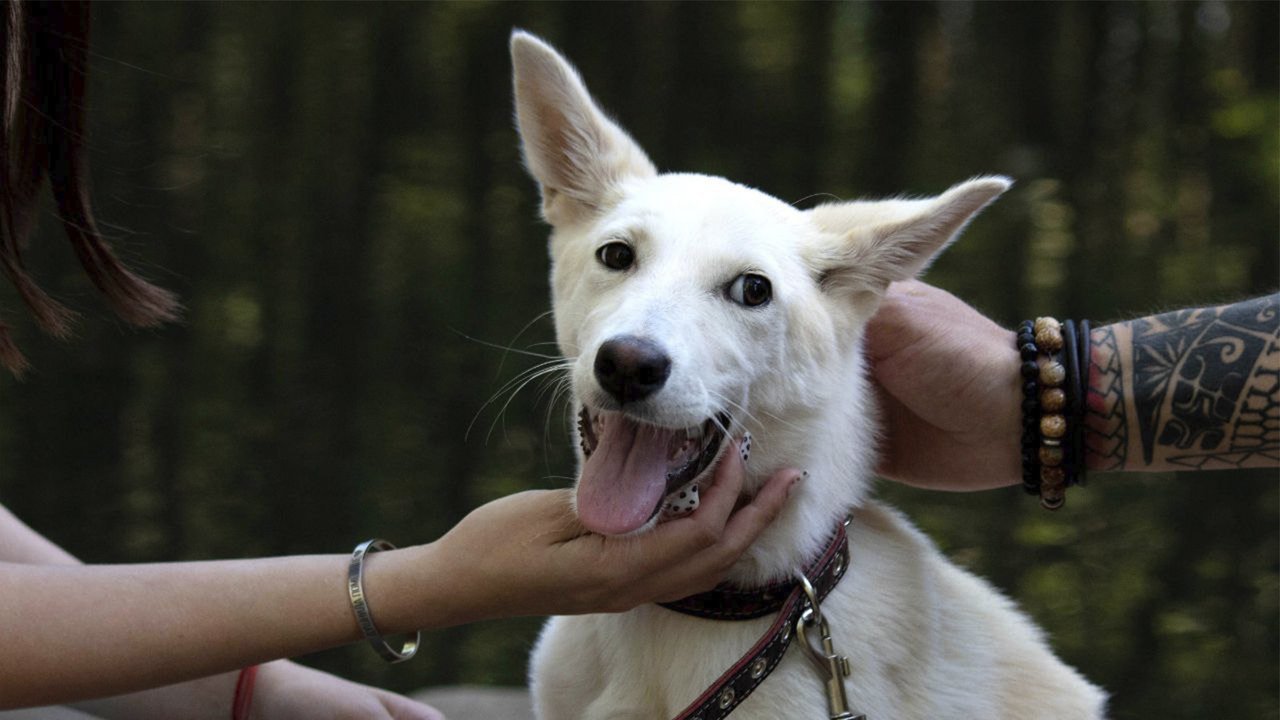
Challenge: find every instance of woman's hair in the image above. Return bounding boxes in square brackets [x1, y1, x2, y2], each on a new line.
[1, 1, 179, 376]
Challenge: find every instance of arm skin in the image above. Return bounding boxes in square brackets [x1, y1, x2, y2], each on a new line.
[0, 504, 440, 719]
[0, 441, 798, 711]
[1084, 295, 1280, 472]
[866, 281, 1279, 490]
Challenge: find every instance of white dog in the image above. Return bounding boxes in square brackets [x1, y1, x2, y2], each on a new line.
[512, 31, 1106, 720]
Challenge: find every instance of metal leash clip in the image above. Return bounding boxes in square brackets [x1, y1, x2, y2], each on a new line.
[796, 573, 866, 720]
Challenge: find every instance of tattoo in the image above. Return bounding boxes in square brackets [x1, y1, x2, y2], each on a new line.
[1085, 325, 1128, 470]
[1128, 295, 1280, 469]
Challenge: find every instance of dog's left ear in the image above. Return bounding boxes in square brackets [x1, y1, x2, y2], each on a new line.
[806, 176, 1011, 294]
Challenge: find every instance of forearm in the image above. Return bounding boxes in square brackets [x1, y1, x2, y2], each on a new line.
[0, 545, 443, 708]
[1, 538, 461, 709]
[1084, 294, 1280, 472]
[0, 504, 236, 715]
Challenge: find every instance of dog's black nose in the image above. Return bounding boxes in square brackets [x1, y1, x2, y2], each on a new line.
[594, 335, 671, 405]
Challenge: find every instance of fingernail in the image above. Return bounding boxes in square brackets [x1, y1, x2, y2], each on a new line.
[740, 432, 753, 463]
[787, 474, 803, 497]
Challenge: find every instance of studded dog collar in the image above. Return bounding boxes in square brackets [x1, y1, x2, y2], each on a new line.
[659, 517, 853, 719]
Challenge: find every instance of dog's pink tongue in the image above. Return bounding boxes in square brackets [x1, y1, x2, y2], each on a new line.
[577, 413, 674, 535]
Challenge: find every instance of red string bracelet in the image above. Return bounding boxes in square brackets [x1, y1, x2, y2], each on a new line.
[231, 665, 259, 720]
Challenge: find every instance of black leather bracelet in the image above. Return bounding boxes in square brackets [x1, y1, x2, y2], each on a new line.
[1075, 319, 1091, 486]
[1063, 319, 1081, 488]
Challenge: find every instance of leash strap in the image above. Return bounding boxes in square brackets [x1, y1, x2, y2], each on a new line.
[664, 521, 850, 720]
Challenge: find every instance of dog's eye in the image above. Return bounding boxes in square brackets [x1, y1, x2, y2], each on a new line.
[728, 273, 772, 307]
[596, 242, 634, 271]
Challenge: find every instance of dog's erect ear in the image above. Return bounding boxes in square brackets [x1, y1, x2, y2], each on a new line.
[806, 176, 1011, 294]
[510, 31, 656, 226]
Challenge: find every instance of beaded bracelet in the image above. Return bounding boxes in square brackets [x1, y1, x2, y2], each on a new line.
[1035, 317, 1068, 510]
[1016, 320, 1041, 495]
[1017, 316, 1093, 508]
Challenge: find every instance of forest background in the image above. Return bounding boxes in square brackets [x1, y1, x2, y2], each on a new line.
[0, 3, 1275, 718]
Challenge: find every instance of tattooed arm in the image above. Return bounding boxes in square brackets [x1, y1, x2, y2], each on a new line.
[867, 283, 1279, 490]
[1085, 294, 1280, 472]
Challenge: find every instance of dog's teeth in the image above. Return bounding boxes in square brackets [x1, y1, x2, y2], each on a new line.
[577, 410, 594, 457]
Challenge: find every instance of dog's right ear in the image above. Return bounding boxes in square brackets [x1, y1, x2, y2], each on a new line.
[511, 31, 656, 226]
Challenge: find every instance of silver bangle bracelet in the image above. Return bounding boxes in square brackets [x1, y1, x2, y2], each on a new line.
[347, 538, 420, 663]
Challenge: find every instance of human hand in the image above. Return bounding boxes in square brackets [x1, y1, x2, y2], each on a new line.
[250, 660, 444, 720]
[864, 280, 1022, 491]
[410, 441, 799, 624]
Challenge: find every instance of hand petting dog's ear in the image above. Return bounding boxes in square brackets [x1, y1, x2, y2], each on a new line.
[866, 280, 1023, 491]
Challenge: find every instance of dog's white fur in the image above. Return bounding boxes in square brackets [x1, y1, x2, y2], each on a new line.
[512, 31, 1107, 719]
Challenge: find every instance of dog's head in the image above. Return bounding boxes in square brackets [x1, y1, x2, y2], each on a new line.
[511, 31, 1008, 538]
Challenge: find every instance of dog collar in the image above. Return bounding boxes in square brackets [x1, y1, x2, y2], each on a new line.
[659, 516, 860, 719]
[659, 517, 850, 620]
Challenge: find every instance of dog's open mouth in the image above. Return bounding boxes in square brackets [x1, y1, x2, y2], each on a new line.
[575, 407, 730, 535]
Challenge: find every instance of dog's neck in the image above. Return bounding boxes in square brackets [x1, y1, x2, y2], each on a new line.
[725, 341, 878, 588]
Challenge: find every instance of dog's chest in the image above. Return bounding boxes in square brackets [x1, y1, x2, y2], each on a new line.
[532, 547, 930, 719]
[530, 504, 1107, 720]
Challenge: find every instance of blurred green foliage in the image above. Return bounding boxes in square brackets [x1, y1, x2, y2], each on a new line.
[0, 2, 1275, 718]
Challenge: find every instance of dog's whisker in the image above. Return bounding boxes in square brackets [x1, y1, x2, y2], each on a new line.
[548, 377, 576, 434]
[541, 388, 570, 471]
[484, 375, 546, 445]
[532, 371, 573, 486]
[710, 387, 804, 436]
[789, 191, 844, 208]
[470, 358, 566, 416]
[708, 393, 750, 431]
[712, 415, 732, 442]
[513, 309, 556, 340]
[467, 359, 572, 442]
[536, 369, 574, 412]
[449, 325, 560, 361]
[706, 390, 766, 437]
[753, 407, 806, 435]
[483, 362, 574, 445]
[526, 340, 563, 351]
[530, 377, 575, 444]
[495, 310, 558, 377]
